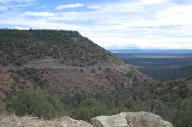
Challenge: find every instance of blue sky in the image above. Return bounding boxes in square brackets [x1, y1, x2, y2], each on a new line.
[0, 0, 192, 49]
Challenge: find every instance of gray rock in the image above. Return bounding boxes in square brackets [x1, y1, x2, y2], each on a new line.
[91, 112, 173, 127]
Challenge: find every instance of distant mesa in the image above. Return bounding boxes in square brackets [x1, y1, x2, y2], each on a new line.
[0, 29, 122, 66]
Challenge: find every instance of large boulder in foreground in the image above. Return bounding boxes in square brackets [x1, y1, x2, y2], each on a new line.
[91, 112, 173, 127]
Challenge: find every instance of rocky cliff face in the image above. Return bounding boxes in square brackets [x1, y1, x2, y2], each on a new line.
[0, 112, 172, 127]
[91, 112, 173, 127]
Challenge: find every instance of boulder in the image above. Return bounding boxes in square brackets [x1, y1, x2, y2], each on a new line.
[57, 116, 93, 127]
[91, 112, 173, 127]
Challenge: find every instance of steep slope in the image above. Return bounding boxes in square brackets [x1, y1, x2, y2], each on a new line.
[0, 67, 13, 111]
[0, 67, 12, 90]
[8, 64, 149, 96]
[0, 29, 121, 66]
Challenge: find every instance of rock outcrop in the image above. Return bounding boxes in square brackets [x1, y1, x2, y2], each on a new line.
[91, 112, 173, 127]
[0, 112, 173, 127]
[0, 115, 93, 127]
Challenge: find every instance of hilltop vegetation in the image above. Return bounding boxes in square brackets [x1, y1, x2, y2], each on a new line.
[0, 29, 121, 66]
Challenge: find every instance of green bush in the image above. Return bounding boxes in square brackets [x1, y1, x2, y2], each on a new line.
[12, 89, 63, 119]
[73, 98, 107, 121]
[174, 98, 192, 127]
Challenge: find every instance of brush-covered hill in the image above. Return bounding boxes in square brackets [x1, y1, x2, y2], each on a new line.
[0, 29, 121, 66]
[0, 29, 151, 105]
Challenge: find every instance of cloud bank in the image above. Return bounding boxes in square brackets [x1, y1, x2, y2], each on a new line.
[0, 0, 192, 49]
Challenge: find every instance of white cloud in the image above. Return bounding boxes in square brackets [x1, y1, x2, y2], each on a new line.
[155, 5, 192, 25]
[138, 0, 168, 5]
[0, 0, 192, 49]
[24, 12, 55, 17]
[56, 3, 84, 10]
[14, 26, 29, 30]
[0, 0, 35, 12]
[87, 5, 101, 9]
[0, 4, 9, 12]
[0, 0, 34, 3]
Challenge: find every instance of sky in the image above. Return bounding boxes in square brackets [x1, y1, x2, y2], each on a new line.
[0, 0, 192, 49]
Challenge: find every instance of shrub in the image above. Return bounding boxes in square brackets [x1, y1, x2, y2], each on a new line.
[73, 98, 107, 121]
[80, 69, 84, 73]
[12, 89, 63, 119]
[174, 98, 192, 127]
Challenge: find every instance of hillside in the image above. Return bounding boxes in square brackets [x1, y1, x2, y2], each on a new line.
[8, 64, 149, 96]
[0, 29, 122, 66]
[0, 29, 155, 126]
[0, 29, 150, 96]
[0, 67, 13, 111]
